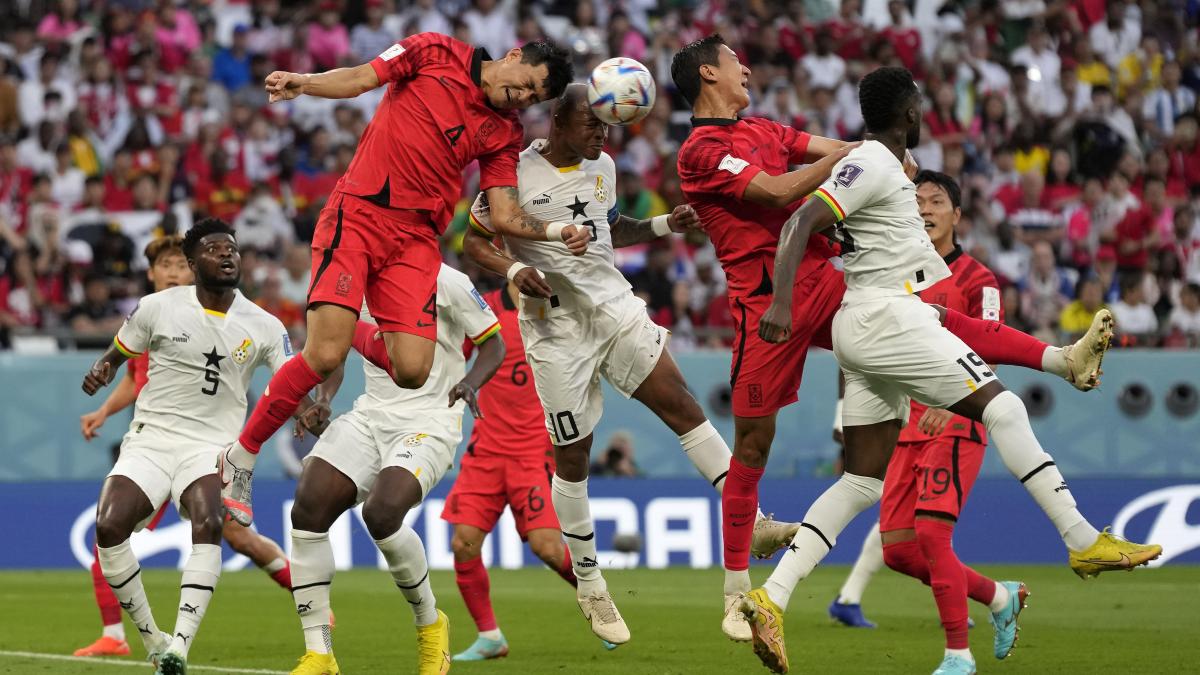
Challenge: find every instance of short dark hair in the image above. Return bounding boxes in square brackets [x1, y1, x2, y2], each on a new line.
[858, 66, 919, 133]
[144, 234, 185, 267]
[182, 218, 235, 259]
[519, 40, 572, 100]
[670, 34, 726, 107]
[914, 170, 961, 208]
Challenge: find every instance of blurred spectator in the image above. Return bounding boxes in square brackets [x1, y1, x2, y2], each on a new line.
[1114, 178, 1165, 272]
[351, 0, 396, 63]
[308, 2, 351, 71]
[67, 272, 124, 335]
[464, 0, 516, 60]
[1059, 276, 1108, 341]
[403, 0, 453, 37]
[49, 143, 85, 210]
[801, 32, 846, 90]
[279, 243, 312, 306]
[1167, 282, 1200, 347]
[233, 183, 294, 255]
[1021, 241, 1075, 332]
[1088, 1, 1141, 70]
[19, 51, 76, 129]
[213, 25, 253, 92]
[590, 432, 640, 477]
[254, 266, 305, 339]
[1144, 60, 1196, 142]
[1110, 271, 1159, 343]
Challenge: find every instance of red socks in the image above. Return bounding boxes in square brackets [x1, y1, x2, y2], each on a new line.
[454, 557, 498, 632]
[942, 308, 1046, 371]
[237, 353, 324, 453]
[353, 321, 393, 373]
[722, 458, 764, 572]
[554, 547, 578, 588]
[90, 544, 122, 626]
[915, 519, 970, 650]
[269, 562, 292, 590]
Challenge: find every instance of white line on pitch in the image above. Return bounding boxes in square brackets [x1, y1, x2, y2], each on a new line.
[0, 649, 289, 674]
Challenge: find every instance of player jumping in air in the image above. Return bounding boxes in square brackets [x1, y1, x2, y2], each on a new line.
[219, 34, 581, 528]
[75, 236, 295, 658]
[463, 83, 799, 645]
[671, 34, 1119, 642]
[740, 67, 1162, 675]
[81, 220, 316, 674]
[287, 264, 505, 675]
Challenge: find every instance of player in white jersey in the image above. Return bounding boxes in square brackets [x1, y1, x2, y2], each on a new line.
[80, 219, 313, 675]
[286, 263, 506, 675]
[739, 67, 1162, 675]
[463, 83, 801, 645]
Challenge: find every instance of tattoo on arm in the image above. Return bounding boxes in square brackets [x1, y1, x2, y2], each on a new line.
[611, 215, 659, 248]
[497, 187, 550, 238]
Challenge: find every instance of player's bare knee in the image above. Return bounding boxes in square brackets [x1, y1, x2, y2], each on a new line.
[530, 538, 561, 565]
[389, 362, 430, 389]
[302, 339, 350, 378]
[451, 532, 482, 560]
[362, 502, 408, 542]
[290, 497, 332, 533]
[191, 511, 224, 544]
[94, 514, 131, 548]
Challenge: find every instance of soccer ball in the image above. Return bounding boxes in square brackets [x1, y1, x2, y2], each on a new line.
[587, 57, 656, 126]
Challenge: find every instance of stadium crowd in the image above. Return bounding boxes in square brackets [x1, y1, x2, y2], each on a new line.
[1, 0, 1199, 352]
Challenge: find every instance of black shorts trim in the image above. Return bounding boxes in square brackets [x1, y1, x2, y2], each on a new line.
[730, 300, 748, 390]
[308, 196, 346, 300]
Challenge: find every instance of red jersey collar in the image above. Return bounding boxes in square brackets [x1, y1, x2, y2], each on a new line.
[690, 116, 740, 127]
[943, 243, 964, 265]
[470, 46, 491, 88]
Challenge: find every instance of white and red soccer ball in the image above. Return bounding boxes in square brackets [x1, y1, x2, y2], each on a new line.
[586, 57, 656, 126]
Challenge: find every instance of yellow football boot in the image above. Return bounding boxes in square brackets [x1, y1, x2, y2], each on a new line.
[740, 588, 789, 674]
[416, 610, 451, 675]
[1069, 527, 1162, 579]
[291, 650, 340, 675]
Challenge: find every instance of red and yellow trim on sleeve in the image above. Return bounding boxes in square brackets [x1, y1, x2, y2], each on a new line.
[812, 187, 847, 222]
[470, 321, 501, 345]
[468, 210, 496, 237]
[113, 336, 143, 358]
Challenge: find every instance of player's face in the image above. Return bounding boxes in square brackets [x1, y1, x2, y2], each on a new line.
[490, 53, 550, 110]
[707, 45, 751, 111]
[191, 234, 241, 288]
[564, 105, 608, 161]
[147, 252, 193, 292]
[916, 182, 959, 249]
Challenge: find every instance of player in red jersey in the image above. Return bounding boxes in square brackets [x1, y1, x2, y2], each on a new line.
[74, 236, 294, 658]
[220, 34, 582, 529]
[440, 281, 588, 660]
[671, 34, 1115, 640]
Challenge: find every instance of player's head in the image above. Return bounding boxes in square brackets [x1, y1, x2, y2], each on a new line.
[914, 170, 961, 250]
[858, 66, 922, 148]
[182, 218, 240, 289]
[487, 40, 572, 110]
[670, 34, 750, 112]
[144, 234, 193, 292]
[551, 83, 607, 161]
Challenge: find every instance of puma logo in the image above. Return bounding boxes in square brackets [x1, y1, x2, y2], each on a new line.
[120, 600, 134, 610]
[137, 624, 152, 636]
[175, 632, 192, 644]
[296, 601, 314, 614]
[179, 603, 199, 615]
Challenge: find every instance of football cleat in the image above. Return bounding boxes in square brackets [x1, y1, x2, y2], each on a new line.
[156, 651, 186, 675]
[722, 592, 752, 641]
[828, 598, 877, 628]
[73, 635, 131, 657]
[1062, 309, 1114, 391]
[989, 581, 1028, 659]
[217, 445, 254, 526]
[146, 631, 172, 669]
[1069, 527, 1162, 579]
[751, 514, 801, 559]
[740, 588, 789, 674]
[932, 653, 976, 675]
[577, 591, 631, 644]
[452, 634, 509, 661]
[601, 639, 618, 651]
[416, 609, 451, 675]
[291, 651, 341, 675]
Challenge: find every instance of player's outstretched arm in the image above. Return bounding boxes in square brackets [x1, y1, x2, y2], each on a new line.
[264, 63, 380, 103]
[758, 199, 838, 343]
[483, 186, 590, 254]
[610, 204, 700, 248]
[81, 344, 129, 396]
[81, 370, 138, 440]
[462, 203, 554, 299]
[742, 143, 858, 209]
[449, 332, 505, 419]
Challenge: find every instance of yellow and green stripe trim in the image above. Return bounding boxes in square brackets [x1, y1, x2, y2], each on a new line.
[468, 210, 496, 236]
[813, 187, 846, 221]
[471, 321, 501, 345]
[113, 336, 142, 358]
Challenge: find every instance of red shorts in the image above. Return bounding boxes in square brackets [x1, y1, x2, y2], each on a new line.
[441, 447, 559, 540]
[308, 192, 442, 338]
[730, 261, 844, 417]
[879, 436, 986, 532]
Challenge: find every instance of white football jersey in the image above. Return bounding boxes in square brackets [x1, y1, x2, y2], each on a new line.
[114, 286, 291, 447]
[352, 264, 499, 427]
[496, 140, 631, 318]
[815, 140, 951, 296]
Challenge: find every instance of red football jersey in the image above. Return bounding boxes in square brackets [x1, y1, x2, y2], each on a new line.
[678, 117, 838, 299]
[467, 288, 551, 458]
[340, 32, 523, 232]
[900, 246, 1003, 443]
[126, 352, 150, 396]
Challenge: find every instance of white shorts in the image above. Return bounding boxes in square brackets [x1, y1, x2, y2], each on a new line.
[307, 408, 458, 503]
[521, 292, 667, 446]
[109, 430, 221, 529]
[833, 295, 999, 427]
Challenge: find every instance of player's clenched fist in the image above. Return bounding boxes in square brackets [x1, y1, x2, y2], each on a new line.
[669, 204, 701, 232]
[81, 361, 114, 395]
[559, 223, 590, 255]
[758, 301, 792, 343]
[265, 71, 308, 103]
[508, 263, 553, 298]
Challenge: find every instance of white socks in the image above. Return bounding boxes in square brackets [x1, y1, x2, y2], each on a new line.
[763, 473, 883, 610]
[263, 557, 287, 575]
[376, 526, 438, 626]
[169, 543, 221, 657]
[227, 441, 258, 470]
[97, 540, 161, 652]
[102, 622, 126, 641]
[291, 529, 335, 654]
[552, 475, 604, 595]
[680, 422, 733, 491]
[1040, 346, 1068, 379]
[837, 521, 882, 605]
[988, 582, 1011, 613]
[982, 391, 1099, 551]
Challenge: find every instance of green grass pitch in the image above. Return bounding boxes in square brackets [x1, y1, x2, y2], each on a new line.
[0, 565, 1195, 673]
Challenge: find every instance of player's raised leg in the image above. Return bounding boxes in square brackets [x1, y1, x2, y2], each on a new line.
[158, 473, 225, 675]
[222, 521, 292, 590]
[94, 476, 171, 664]
[288, 457, 358, 675]
[829, 522, 881, 628]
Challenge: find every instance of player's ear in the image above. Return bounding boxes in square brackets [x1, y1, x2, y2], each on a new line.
[505, 47, 522, 64]
[698, 63, 719, 84]
[952, 206, 962, 227]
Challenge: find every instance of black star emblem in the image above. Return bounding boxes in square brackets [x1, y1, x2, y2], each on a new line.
[203, 347, 225, 369]
[567, 195, 589, 220]
[787, 543, 799, 553]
